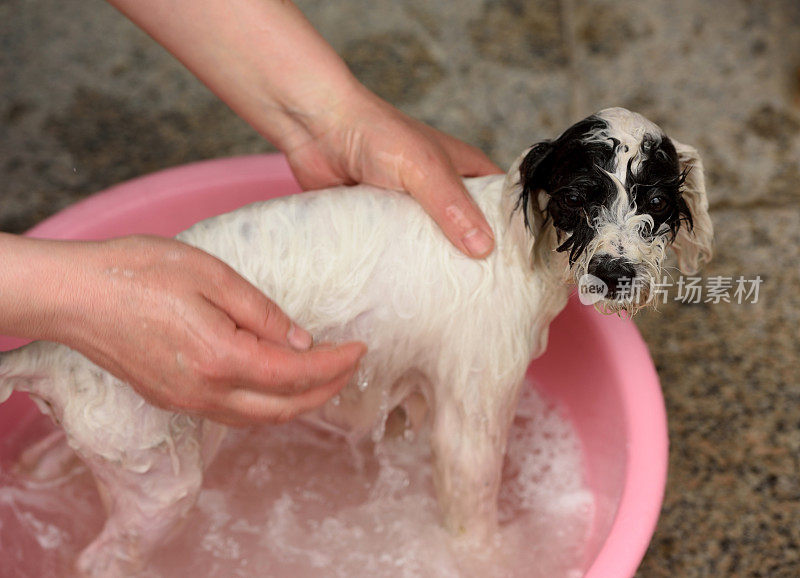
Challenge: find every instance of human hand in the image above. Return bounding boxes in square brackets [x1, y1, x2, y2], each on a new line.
[0, 234, 366, 426]
[280, 86, 503, 258]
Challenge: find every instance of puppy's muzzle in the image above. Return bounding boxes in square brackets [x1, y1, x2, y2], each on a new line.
[587, 255, 636, 298]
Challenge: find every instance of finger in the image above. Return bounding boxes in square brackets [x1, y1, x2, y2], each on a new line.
[210, 363, 357, 426]
[400, 145, 495, 259]
[204, 261, 313, 350]
[229, 339, 367, 396]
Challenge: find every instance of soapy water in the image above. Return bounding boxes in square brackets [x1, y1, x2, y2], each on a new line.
[0, 383, 593, 578]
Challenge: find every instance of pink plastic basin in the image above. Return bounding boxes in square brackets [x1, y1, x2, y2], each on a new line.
[0, 154, 667, 577]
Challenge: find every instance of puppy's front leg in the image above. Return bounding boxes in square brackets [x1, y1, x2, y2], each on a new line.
[430, 381, 518, 542]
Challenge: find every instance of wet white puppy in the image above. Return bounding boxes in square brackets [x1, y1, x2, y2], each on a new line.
[0, 108, 712, 576]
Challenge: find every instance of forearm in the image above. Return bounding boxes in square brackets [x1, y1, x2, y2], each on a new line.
[107, 0, 362, 151]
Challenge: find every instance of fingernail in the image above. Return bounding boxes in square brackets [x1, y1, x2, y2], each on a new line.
[462, 228, 494, 258]
[287, 323, 313, 350]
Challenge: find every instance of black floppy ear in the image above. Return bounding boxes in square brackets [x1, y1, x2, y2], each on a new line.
[516, 141, 553, 234]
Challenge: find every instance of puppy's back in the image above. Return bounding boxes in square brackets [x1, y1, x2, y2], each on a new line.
[176, 181, 505, 336]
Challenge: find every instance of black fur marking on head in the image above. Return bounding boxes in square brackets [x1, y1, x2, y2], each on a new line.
[517, 117, 617, 225]
[517, 116, 619, 264]
[515, 141, 553, 234]
[555, 219, 595, 265]
[628, 136, 693, 240]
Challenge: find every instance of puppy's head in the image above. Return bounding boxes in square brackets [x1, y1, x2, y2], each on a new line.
[517, 107, 713, 313]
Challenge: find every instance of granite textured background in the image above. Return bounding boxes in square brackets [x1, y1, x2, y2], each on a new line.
[2, 0, 799, 576]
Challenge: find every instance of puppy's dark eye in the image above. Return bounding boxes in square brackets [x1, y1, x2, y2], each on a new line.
[562, 192, 585, 209]
[648, 195, 668, 213]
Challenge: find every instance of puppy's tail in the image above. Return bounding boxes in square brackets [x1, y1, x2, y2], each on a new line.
[0, 342, 58, 404]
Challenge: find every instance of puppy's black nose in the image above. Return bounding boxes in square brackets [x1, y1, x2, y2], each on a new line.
[587, 257, 636, 296]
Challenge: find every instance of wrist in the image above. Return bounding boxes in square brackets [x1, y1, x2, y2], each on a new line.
[0, 234, 89, 342]
[253, 56, 368, 154]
